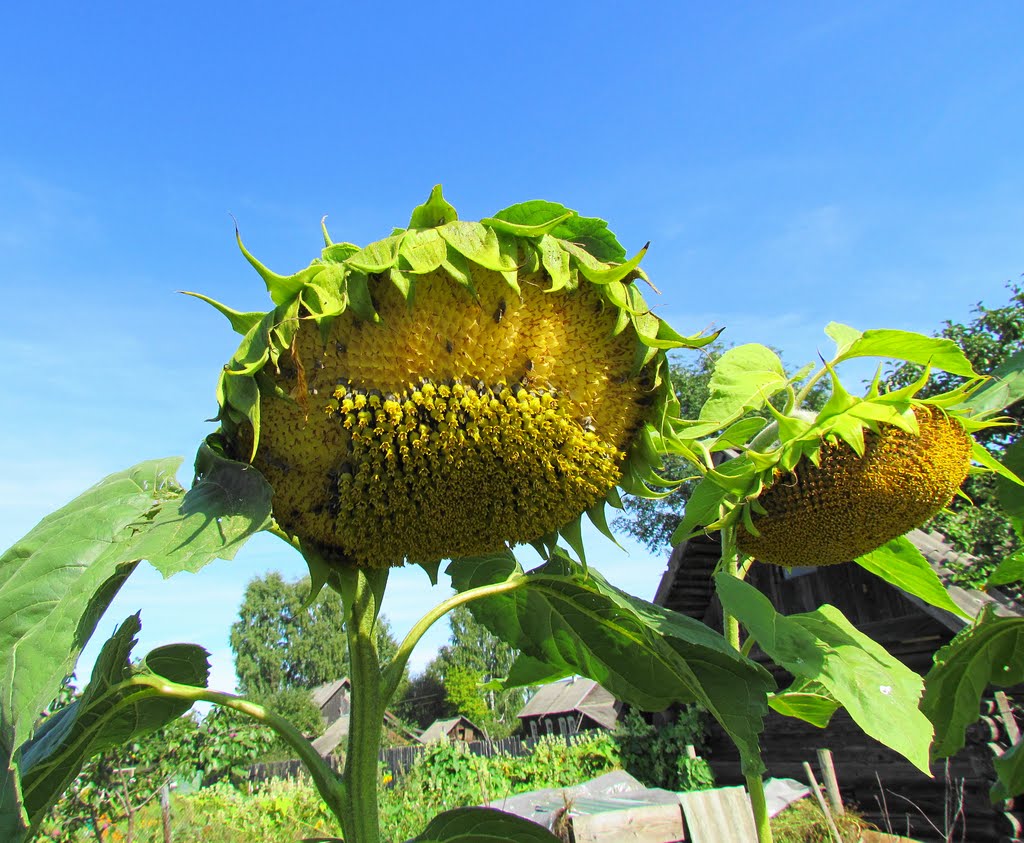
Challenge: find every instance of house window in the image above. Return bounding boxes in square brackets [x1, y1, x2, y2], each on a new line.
[558, 717, 569, 737]
[530, 720, 538, 739]
[544, 718, 554, 734]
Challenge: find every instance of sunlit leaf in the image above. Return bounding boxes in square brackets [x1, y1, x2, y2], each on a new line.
[856, 536, 971, 621]
[716, 574, 933, 773]
[834, 328, 977, 377]
[922, 608, 1024, 760]
[0, 452, 270, 840]
[448, 550, 773, 776]
[685, 345, 788, 438]
[768, 686, 840, 729]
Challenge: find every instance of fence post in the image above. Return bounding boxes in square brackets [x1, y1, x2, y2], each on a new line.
[160, 782, 172, 843]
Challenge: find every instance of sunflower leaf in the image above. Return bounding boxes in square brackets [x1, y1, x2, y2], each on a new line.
[0, 454, 268, 841]
[550, 214, 627, 263]
[682, 345, 788, 439]
[412, 807, 562, 842]
[716, 574, 933, 774]
[16, 616, 210, 837]
[449, 550, 773, 777]
[834, 328, 978, 377]
[922, 608, 1024, 762]
[855, 536, 971, 621]
[409, 185, 459, 229]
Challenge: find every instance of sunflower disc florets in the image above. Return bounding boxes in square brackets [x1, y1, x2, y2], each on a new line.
[196, 187, 713, 568]
[737, 405, 973, 567]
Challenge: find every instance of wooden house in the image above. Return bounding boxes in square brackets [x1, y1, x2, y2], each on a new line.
[654, 527, 1023, 841]
[418, 715, 487, 744]
[517, 677, 622, 738]
[309, 677, 418, 756]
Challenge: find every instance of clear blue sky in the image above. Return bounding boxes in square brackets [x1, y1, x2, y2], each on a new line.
[4, 3, 1024, 693]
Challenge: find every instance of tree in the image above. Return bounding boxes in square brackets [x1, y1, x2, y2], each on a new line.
[230, 572, 349, 697]
[885, 282, 1024, 577]
[394, 671, 451, 730]
[430, 605, 524, 737]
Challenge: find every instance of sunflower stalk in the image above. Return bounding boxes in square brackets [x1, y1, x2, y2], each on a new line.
[337, 565, 389, 843]
[718, 524, 774, 843]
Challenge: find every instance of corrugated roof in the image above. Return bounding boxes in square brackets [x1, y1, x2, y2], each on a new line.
[418, 716, 483, 743]
[517, 677, 621, 725]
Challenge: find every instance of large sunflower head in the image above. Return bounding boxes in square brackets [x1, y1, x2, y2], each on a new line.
[192, 187, 713, 569]
[670, 326, 1021, 568]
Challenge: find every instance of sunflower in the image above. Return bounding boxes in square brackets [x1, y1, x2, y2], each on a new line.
[191, 187, 713, 568]
[671, 338, 1017, 568]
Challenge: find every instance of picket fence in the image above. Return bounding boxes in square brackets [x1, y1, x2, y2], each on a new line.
[250, 732, 585, 784]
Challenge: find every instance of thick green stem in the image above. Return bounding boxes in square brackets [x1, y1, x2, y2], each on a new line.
[747, 772, 773, 843]
[381, 575, 526, 701]
[720, 528, 741, 651]
[337, 566, 389, 843]
[718, 526, 774, 843]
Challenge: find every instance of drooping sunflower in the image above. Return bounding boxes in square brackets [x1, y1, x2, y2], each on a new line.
[191, 187, 713, 569]
[670, 335, 1018, 568]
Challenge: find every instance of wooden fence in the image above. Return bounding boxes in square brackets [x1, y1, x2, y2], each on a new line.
[250, 731, 586, 784]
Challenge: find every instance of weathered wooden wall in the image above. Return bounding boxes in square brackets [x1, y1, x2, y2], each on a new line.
[705, 696, 1022, 842]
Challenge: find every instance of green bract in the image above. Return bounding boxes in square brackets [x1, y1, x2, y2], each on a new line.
[188, 186, 716, 569]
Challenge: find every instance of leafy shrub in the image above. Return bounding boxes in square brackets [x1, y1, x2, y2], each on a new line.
[614, 707, 714, 791]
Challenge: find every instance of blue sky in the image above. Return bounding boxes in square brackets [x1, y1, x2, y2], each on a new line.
[4, 3, 1024, 693]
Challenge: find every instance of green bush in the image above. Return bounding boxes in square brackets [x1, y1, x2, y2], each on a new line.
[614, 707, 715, 791]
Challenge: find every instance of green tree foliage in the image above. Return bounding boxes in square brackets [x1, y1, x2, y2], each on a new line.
[41, 714, 201, 841]
[395, 671, 452, 731]
[230, 573, 349, 697]
[430, 605, 524, 738]
[229, 572, 408, 753]
[885, 283, 1024, 582]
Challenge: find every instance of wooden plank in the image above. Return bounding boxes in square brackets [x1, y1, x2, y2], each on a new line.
[802, 762, 842, 843]
[678, 787, 756, 843]
[570, 803, 685, 843]
[996, 690, 1021, 745]
[815, 748, 844, 816]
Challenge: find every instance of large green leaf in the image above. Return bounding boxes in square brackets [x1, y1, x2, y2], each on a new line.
[16, 615, 209, 838]
[716, 574, 933, 773]
[683, 345, 787, 438]
[993, 739, 1024, 802]
[447, 550, 774, 776]
[0, 450, 271, 839]
[855, 536, 971, 621]
[412, 806, 561, 842]
[987, 550, 1024, 588]
[921, 608, 1024, 760]
[833, 327, 977, 377]
[956, 348, 1024, 419]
